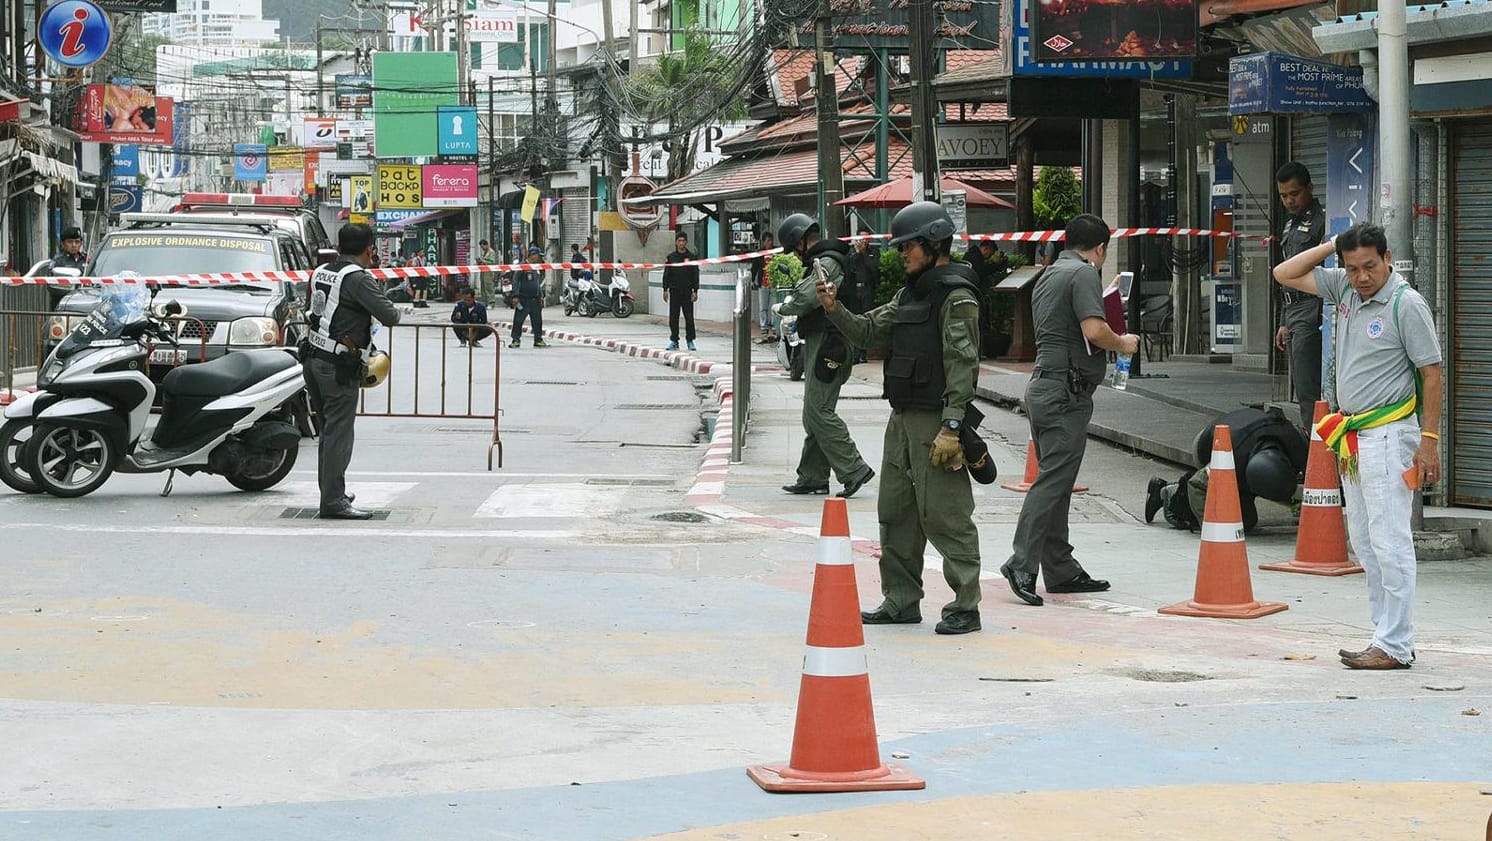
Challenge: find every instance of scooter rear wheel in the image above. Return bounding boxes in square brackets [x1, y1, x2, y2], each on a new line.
[28, 423, 118, 498]
[226, 443, 299, 492]
[0, 419, 40, 494]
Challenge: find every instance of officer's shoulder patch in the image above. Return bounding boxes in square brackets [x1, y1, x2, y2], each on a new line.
[950, 299, 980, 318]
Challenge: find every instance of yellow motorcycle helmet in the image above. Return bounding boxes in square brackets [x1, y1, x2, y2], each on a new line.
[360, 350, 390, 388]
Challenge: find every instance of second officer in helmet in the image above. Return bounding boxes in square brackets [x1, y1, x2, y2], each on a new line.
[776, 213, 876, 498]
[814, 201, 985, 635]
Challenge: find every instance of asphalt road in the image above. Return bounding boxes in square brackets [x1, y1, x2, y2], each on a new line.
[2, 311, 1489, 840]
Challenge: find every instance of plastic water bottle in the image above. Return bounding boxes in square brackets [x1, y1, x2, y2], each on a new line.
[1112, 354, 1132, 390]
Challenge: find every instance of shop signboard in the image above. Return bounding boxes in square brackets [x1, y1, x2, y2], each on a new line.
[79, 85, 176, 145]
[378, 163, 424, 209]
[1229, 52, 1374, 115]
[1000, 0, 1190, 78]
[1030, 0, 1196, 63]
[373, 53, 458, 158]
[422, 164, 478, 207]
[375, 209, 425, 231]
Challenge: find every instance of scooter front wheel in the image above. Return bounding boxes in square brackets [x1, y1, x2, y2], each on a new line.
[28, 423, 118, 498]
[226, 443, 299, 492]
[0, 419, 41, 494]
[612, 297, 634, 318]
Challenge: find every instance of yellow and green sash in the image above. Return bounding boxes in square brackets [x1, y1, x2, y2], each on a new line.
[1314, 394, 1417, 478]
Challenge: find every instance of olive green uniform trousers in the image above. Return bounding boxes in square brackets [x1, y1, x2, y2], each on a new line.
[793, 329, 871, 486]
[875, 407, 982, 619]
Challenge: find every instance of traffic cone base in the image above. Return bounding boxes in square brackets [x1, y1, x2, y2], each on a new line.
[747, 498, 925, 794]
[1001, 440, 1088, 494]
[746, 762, 926, 793]
[1160, 424, 1288, 621]
[1259, 400, 1363, 576]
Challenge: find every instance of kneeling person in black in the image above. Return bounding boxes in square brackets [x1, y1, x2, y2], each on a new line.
[451, 287, 491, 346]
[303, 223, 401, 519]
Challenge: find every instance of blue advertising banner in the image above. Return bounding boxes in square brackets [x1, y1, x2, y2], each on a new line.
[233, 143, 268, 182]
[1002, 0, 1191, 79]
[374, 209, 427, 232]
[112, 144, 139, 177]
[1326, 112, 1377, 237]
[437, 106, 479, 156]
[1229, 52, 1375, 115]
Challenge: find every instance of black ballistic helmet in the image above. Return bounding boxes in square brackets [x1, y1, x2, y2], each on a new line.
[777, 213, 819, 252]
[1244, 444, 1297, 502]
[887, 201, 955, 247]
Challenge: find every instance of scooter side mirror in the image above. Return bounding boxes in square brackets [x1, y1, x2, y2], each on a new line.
[51, 266, 81, 278]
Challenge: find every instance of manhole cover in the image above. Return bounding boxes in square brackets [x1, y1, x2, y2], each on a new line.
[1123, 669, 1214, 683]
[650, 511, 708, 523]
[279, 508, 391, 521]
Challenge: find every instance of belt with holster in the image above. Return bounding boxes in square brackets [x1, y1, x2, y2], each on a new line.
[1281, 289, 1320, 306]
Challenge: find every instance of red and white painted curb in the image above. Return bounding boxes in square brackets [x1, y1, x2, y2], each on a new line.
[498, 320, 722, 376]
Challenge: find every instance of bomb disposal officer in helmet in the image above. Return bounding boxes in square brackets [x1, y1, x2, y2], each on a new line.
[814, 201, 985, 635]
[1144, 407, 1307, 532]
[776, 213, 876, 498]
[304, 223, 401, 520]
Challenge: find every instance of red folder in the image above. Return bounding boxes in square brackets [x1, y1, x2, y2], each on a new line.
[1103, 284, 1127, 334]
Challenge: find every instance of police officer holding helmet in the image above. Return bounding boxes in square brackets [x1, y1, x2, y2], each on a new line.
[814, 201, 985, 635]
[777, 213, 875, 498]
[304, 223, 401, 520]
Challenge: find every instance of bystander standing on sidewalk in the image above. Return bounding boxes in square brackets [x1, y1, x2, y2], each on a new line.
[1274, 222, 1443, 670]
[662, 232, 699, 351]
[751, 232, 776, 341]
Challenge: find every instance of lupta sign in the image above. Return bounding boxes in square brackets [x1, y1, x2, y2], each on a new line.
[936, 123, 1010, 169]
[423, 164, 478, 207]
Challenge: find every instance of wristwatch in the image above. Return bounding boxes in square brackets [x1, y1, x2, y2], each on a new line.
[942, 419, 961, 432]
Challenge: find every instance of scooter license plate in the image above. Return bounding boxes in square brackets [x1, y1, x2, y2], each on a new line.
[150, 348, 186, 366]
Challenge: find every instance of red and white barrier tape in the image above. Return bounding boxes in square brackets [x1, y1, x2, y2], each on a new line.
[3, 228, 1258, 286]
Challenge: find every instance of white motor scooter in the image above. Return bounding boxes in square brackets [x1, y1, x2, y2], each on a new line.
[9, 287, 306, 498]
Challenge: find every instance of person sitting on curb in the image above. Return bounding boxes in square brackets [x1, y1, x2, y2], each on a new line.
[1144, 406, 1307, 533]
[451, 287, 491, 347]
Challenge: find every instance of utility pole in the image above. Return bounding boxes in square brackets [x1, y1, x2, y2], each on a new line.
[456, 0, 471, 106]
[316, 22, 324, 117]
[1377, 0, 1414, 277]
[629, 0, 640, 64]
[906, 0, 940, 202]
[814, 0, 845, 239]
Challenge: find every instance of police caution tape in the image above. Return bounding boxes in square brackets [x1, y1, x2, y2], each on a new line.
[3, 227, 1266, 286]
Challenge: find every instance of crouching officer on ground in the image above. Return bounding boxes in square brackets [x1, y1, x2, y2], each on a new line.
[304, 222, 401, 520]
[814, 201, 985, 636]
[1144, 406, 1308, 532]
[777, 213, 876, 498]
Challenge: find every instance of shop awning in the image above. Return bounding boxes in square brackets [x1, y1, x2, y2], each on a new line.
[626, 148, 824, 205]
[1314, 0, 1492, 52]
[389, 208, 466, 231]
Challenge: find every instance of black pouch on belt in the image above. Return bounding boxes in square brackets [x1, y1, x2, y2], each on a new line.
[813, 332, 850, 382]
[958, 403, 998, 484]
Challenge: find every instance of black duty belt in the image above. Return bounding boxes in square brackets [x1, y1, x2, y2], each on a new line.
[1032, 369, 1067, 382]
[1281, 289, 1320, 305]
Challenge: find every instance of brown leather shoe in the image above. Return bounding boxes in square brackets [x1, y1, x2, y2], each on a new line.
[1337, 646, 1369, 659]
[1340, 646, 1411, 670]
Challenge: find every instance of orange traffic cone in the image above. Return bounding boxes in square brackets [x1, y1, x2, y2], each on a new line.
[747, 498, 925, 793]
[1260, 400, 1363, 576]
[1000, 440, 1088, 493]
[1160, 425, 1288, 620]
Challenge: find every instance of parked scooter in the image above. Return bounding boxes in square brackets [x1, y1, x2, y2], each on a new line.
[773, 304, 805, 381]
[565, 270, 635, 318]
[595, 269, 634, 318]
[11, 286, 306, 498]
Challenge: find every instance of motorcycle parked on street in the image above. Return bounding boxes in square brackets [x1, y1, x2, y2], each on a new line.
[9, 286, 306, 498]
[565, 270, 635, 319]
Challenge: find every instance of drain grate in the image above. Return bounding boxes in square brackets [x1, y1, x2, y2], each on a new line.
[650, 511, 708, 523]
[279, 508, 391, 521]
[615, 403, 698, 410]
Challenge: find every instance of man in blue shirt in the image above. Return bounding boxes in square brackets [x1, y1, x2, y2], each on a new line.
[509, 246, 549, 348]
[451, 287, 491, 347]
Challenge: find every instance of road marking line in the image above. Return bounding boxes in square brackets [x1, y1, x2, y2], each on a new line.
[0, 522, 578, 539]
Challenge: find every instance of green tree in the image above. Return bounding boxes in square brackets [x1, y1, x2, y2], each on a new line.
[625, 26, 748, 183]
[1032, 166, 1082, 229]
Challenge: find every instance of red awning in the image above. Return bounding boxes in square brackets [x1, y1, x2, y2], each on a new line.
[837, 176, 1014, 209]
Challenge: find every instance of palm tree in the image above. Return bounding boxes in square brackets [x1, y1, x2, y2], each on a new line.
[625, 26, 749, 184]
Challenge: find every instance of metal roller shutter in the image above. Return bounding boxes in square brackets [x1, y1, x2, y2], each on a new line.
[1449, 120, 1492, 507]
[560, 187, 591, 253]
[1289, 116, 1329, 192]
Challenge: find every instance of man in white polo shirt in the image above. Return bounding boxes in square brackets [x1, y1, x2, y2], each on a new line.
[1273, 222, 1443, 670]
